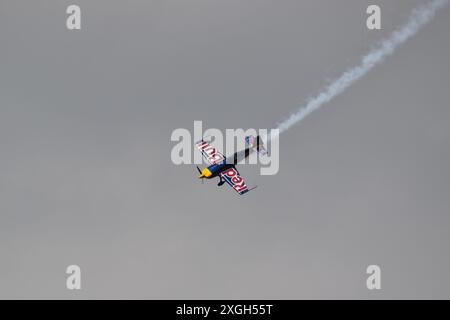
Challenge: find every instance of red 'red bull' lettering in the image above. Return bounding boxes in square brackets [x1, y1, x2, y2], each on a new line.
[224, 168, 247, 193]
[197, 141, 225, 164]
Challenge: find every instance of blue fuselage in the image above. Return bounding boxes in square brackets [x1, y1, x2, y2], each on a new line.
[207, 162, 234, 177]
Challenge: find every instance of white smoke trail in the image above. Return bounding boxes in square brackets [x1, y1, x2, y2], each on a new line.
[275, 0, 448, 135]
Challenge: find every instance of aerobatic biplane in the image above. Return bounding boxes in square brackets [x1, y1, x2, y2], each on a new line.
[195, 135, 267, 195]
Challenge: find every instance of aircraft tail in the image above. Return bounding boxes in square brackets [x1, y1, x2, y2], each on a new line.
[245, 135, 267, 156]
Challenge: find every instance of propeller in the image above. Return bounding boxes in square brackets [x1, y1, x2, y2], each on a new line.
[196, 166, 204, 184]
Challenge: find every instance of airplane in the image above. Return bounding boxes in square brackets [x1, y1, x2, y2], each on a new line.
[195, 135, 267, 195]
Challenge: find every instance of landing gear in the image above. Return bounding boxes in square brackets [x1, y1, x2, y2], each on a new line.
[217, 177, 225, 186]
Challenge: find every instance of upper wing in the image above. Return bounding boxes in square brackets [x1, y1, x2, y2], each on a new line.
[220, 167, 251, 195]
[195, 140, 226, 165]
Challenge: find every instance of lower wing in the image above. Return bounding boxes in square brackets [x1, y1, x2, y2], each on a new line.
[220, 167, 254, 195]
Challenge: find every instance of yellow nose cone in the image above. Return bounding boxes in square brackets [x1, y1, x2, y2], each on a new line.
[198, 168, 212, 178]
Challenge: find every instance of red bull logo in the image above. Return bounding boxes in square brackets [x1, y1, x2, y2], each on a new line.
[196, 140, 225, 164]
[222, 167, 248, 193]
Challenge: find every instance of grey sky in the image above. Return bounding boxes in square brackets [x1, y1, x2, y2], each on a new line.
[1, 0, 450, 299]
